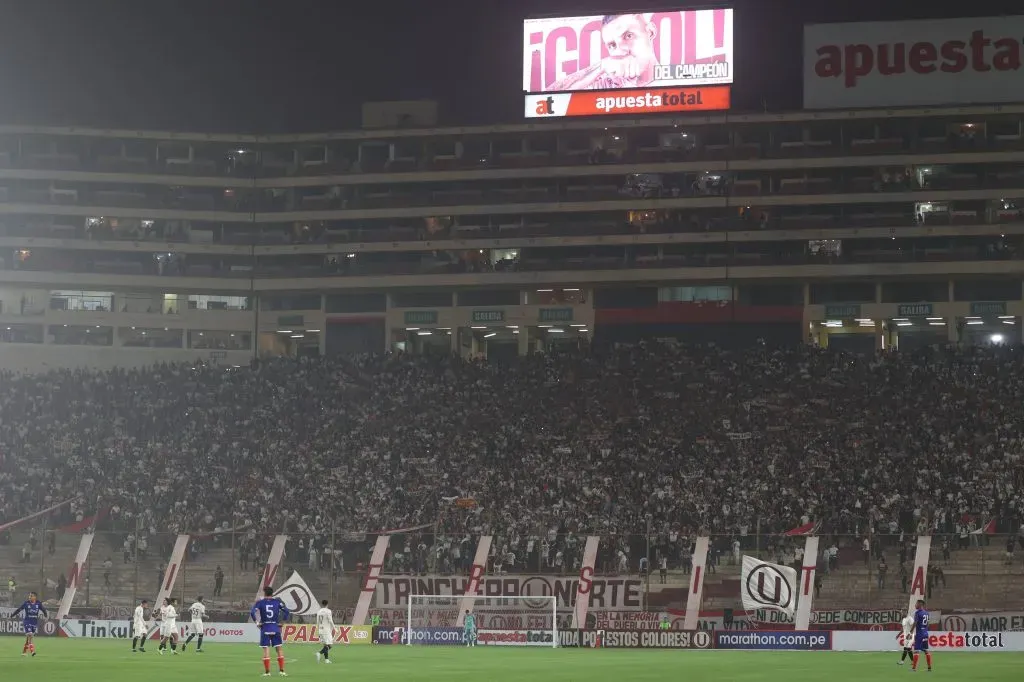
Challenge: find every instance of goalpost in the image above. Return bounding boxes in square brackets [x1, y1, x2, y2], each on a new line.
[406, 595, 558, 648]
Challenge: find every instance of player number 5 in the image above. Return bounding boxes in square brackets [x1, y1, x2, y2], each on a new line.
[264, 605, 274, 620]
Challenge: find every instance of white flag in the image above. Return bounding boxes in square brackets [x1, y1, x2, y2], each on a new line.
[740, 556, 797, 616]
[273, 571, 321, 616]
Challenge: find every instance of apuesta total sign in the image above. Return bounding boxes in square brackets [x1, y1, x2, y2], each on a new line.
[804, 16, 1024, 108]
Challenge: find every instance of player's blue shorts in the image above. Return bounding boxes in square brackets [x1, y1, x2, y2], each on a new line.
[259, 630, 282, 648]
[464, 627, 476, 640]
[23, 622, 37, 634]
[913, 636, 929, 651]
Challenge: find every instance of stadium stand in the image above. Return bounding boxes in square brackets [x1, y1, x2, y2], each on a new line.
[1, 343, 1022, 614]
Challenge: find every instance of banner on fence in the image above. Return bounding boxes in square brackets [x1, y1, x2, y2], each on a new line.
[942, 612, 1024, 632]
[374, 574, 643, 610]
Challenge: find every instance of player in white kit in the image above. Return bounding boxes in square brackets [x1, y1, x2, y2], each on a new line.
[314, 599, 336, 664]
[898, 613, 915, 665]
[158, 598, 179, 654]
[131, 599, 150, 653]
[182, 596, 207, 653]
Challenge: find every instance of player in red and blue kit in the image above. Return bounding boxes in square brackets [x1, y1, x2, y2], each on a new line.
[911, 599, 933, 672]
[12, 592, 48, 657]
[251, 586, 290, 677]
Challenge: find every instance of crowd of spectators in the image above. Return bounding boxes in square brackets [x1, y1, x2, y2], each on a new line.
[0, 342, 1023, 571]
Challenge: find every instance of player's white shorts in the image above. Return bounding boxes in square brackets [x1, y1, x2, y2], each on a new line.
[160, 621, 177, 637]
[318, 630, 333, 646]
[188, 621, 204, 635]
[133, 622, 147, 639]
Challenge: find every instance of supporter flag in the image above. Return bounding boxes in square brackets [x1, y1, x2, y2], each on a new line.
[783, 520, 821, 537]
[740, 556, 797, 617]
[969, 518, 997, 535]
[273, 571, 321, 616]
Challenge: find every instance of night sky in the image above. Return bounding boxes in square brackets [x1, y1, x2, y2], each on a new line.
[0, 0, 1020, 133]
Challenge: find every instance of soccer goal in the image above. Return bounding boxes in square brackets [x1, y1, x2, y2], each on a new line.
[406, 594, 558, 648]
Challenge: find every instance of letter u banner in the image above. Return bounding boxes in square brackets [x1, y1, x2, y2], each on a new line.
[907, 536, 932, 616]
[154, 534, 190, 608]
[457, 535, 492, 626]
[256, 534, 289, 602]
[56, 533, 94, 620]
[353, 534, 392, 625]
[683, 536, 710, 631]
[571, 536, 600, 630]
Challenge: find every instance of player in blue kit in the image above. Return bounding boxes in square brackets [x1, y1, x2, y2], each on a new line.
[911, 599, 933, 672]
[12, 592, 48, 657]
[251, 586, 290, 677]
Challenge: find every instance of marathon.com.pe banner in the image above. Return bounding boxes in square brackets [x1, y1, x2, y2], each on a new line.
[715, 630, 833, 650]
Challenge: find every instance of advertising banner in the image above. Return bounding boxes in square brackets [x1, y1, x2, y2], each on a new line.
[373, 574, 643, 610]
[557, 629, 712, 648]
[715, 630, 833, 650]
[478, 629, 556, 646]
[372, 626, 464, 645]
[524, 86, 729, 118]
[0, 618, 61, 636]
[834, 630, 1024, 652]
[281, 623, 371, 644]
[524, 10, 733, 93]
[60, 619, 258, 642]
[803, 17, 1024, 109]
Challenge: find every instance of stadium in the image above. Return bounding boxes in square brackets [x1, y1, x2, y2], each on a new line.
[1, 5, 1024, 682]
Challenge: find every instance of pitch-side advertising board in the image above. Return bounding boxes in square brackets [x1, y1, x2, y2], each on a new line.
[523, 8, 733, 117]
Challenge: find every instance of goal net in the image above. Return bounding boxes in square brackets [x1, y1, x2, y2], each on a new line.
[406, 594, 558, 647]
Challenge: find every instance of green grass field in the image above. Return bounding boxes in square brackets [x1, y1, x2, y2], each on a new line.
[4, 639, 1024, 681]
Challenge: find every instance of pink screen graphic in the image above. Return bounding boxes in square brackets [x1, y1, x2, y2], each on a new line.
[524, 9, 733, 93]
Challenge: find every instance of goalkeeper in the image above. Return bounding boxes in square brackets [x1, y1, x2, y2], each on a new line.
[463, 610, 478, 647]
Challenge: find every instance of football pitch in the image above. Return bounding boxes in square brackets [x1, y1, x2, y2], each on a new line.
[4, 640, 1024, 681]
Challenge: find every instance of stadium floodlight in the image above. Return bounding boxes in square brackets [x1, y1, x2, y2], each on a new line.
[406, 594, 557, 648]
